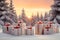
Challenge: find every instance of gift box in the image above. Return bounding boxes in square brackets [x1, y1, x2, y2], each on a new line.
[32, 27, 34, 35]
[3, 23, 10, 33]
[11, 26, 22, 36]
[52, 24, 59, 33]
[35, 24, 39, 35]
[22, 28, 27, 35]
[35, 21, 43, 35]
[44, 24, 54, 35]
[26, 26, 33, 35]
[21, 23, 27, 35]
[39, 24, 44, 35]
[44, 25, 50, 35]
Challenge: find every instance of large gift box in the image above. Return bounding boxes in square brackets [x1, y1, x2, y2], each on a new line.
[11, 26, 22, 36]
[35, 21, 43, 35]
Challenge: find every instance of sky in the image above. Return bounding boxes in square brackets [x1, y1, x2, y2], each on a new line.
[7, 0, 54, 17]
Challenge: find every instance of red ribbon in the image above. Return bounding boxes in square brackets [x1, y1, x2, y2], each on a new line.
[45, 25, 50, 31]
[14, 26, 20, 29]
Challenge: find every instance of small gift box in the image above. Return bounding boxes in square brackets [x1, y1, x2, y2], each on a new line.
[3, 23, 10, 33]
[44, 25, 53, 35]
[26, 26, 33, 35]
[52, 24, 59, 33]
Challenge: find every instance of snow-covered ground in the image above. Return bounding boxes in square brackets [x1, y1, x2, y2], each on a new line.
[0, 28, 60, 40]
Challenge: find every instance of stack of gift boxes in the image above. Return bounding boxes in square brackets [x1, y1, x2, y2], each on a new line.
[2, 21, 59, 36]
[35, 21, 59, 35]
[2, 21, 34, 36]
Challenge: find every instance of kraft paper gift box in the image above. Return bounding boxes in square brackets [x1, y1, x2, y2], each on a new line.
[11, 26, 22, 36]
[35, 21, 43, 35]
[39, 24, 44, 35]
[35, 24, 39, 35]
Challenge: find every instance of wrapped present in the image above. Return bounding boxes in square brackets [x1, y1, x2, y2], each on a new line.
[21, 23, 27, 35]
[44, 25, 50, 35]
[35, 24, 39, 35]
[26, 26, 33, 35]
[52, 24, 59, 33]
[32, 27, 34, 35]
[44, 29, 50, 35]
[39, 24, 44, 35]
[3, 23, 10, 33]
[44, 24, 54, 35]
[11, 26, 22, 36]
[35, 21, 43, 35]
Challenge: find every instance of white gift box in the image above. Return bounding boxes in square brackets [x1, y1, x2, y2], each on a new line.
[26, 29, 32, 35]
[22, 28, 27, 35]
[26, 26, 33, 35]
[3, 26, 10, 33]
[32, 27, 34, 35]
[50, 24, 55, 34]
[11, 26, 22, 36]
[44, 24, 51, 35]
[52, 24, 59, 33]
[9, 25, 14, 34]
[21, 23, 27, 35]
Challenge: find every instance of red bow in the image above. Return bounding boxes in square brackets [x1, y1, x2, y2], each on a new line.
[14, 26, 20, 29]
[45, 25, 51, 31]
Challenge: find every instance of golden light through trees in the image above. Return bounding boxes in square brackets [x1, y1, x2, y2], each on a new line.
[7, 0, 53, 17]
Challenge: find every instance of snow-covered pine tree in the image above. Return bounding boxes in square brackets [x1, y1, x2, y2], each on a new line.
[50, 0, 60, 24]
[9, 0, 17, 23]
[0, 0, 15, 25]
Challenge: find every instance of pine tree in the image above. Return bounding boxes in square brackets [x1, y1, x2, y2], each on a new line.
[9, 0, 17, 23]
[0, 0, 14, 25]
[44, 12, 48, 21]
[36, 12, 40, 21]
[31, 14, 37, 26]
[21, 8, 27, 23]
[50, 0, 60, 24]
[40, 13, 43, 21]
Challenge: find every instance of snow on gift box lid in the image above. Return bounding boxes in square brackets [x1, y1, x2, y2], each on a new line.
[27, 26, 32, 30]
[45, 25, 51, 31]
[27, 27, 32, 29]
[37, 21, 43, 24]
[14, 26, 20, 29]
[4, 23, 11, 27]
[14, 23, 21, 29]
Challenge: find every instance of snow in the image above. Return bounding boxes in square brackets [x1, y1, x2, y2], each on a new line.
[0, 32, 60, 40]
[0, 27, 60, 40]
[56, 15, 60, 20]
